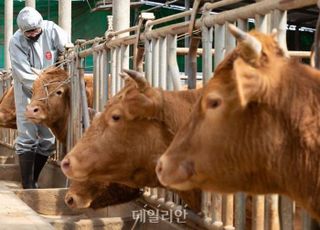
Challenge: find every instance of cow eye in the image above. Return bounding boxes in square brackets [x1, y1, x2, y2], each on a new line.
[207, 98, 222, 109]
[112, 114, 121, 121]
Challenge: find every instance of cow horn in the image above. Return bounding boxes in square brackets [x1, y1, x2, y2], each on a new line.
[30, 67, 42, 77]
[122, 69, 148, 89]
[228, 24, 262, 57]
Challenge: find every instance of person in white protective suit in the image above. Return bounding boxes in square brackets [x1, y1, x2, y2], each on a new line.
[9, 7, 69, 189]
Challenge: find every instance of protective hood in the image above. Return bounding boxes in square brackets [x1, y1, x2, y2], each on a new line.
[17, 7, 43, 33]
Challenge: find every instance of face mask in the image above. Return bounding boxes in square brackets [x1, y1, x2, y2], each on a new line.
[26, 29, 42, 42]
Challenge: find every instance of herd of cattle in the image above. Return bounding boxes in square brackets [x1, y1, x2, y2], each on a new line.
[0, 25, 319, 223]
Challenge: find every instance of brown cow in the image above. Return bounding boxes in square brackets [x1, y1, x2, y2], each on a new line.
[0, 86, 16, 129]
[60, 70, 203, 212]
[24, 67, 142, 209]
[156, 25, 320, 220]
[25, 67, 93, 143]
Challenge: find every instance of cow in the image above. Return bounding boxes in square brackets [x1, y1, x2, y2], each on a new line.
[65, 180, 142, 209]
[24, 67, 93, 143]
[0, 86, 16, 129]
[156, 25, 320, 220]
[23, 67, 145, 209]
[60, 69, 203, 212]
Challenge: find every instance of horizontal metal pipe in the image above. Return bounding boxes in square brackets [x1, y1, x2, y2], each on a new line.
[177, 47, 215, 55]
[108, 25, 139, 36]
[78, 37, 104, 48]
[147, 10, 192, 27]
[288, 51, 311, 58]
[204, 0, 244, 11]
[77, 43, 310, 60]
[203, 0, 317, 26]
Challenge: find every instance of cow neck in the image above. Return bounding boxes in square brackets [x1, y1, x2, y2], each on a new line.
[272, 61, 320, 219]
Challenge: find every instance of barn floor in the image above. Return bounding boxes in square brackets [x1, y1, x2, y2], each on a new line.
[0, 145, 199, 230]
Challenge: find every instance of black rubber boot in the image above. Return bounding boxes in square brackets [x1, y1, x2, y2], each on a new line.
[18, 152, 36, 189]
[33, 154, 48, 188]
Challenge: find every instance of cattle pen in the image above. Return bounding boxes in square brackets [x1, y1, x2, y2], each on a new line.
[0, 0, 319, 229]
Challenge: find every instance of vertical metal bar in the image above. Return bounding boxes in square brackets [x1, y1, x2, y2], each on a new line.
[98, 50, 105, 111]
[265, 195, 280, 230]
[184, 0, 191, 78]
[111, 48, 117, 96]
[101, 49, 108, 107]
[235, 193, 246, 230]
[214, 24, 225, 69]
[97, 50, 102, 109]
[202, 25, 213, 83]
[167, 34, 182, 90]
[159, 36, 167, 89]
[272, 9, 288, 53]
[67, 62, 74, 152]
[120, 44, 129, 88]
[116, 46, 121, 92]
[223, 194, 235, 230]
[255, 14, 269, 33]
[79, 61, 90, 130]
[145, 38, 153, 83]
[211, 193, 223, 228]
[237, 19, 248, 32]
[252, 195, 265, 230]
[165, 190, 175, 209]
[93, 51, 99, 110]
[152, 38, 160, 87]
[279, 196, 294, 230]
[202, 192, 213, 225]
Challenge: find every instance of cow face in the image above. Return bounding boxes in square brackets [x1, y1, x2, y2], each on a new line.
[25, 67, 70, 127]
[65, 180, 142, 209]
[156, 25, 288, 193]
[61, 70, 173, 188]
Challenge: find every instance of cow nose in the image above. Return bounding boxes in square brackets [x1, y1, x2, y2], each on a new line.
[65, 194, 74, 207]
[26, 105, 40, 114]
[61, 158, 71, 172]
[156, 160, 163, 175]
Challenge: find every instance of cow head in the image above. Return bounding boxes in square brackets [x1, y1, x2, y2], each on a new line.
[61, 70, 174, 188]
[156, 25, 289, 193]
[25, 67, 70, 141]
[65, 180, 142, 209]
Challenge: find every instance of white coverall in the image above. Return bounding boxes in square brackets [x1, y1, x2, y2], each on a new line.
[9, 7, 69, 156]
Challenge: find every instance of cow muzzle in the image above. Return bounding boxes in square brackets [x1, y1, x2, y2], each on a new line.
[25, 104, 46, 122]
[156, 156, 195, 190]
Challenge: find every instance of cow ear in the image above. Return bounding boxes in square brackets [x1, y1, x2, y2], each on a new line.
[233, 58, 263, 107]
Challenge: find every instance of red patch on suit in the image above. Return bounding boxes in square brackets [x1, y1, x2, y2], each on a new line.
[45, 51, 52, 60]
